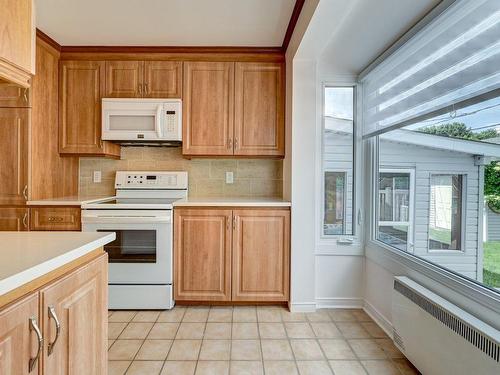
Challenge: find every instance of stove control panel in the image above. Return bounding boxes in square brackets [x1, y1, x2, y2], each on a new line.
[115, 171, 188, 189]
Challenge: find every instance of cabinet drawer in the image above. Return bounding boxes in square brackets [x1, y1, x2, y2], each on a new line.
[30, 207, 81, 231]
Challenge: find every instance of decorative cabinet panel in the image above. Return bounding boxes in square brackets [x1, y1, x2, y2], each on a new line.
[182, 62, 234, 156]
[234, 62, 284, 156]
[0, 0, 35, 87]
[0, 83, 31, 107]
[0, 293, 40, 375]
[0, 108, 29, 205]
[105, 60, 143, 98]
[174, 208, 290, 302]
[30, 207, 81, 231]
[232, 209, 290, 301]
[0, 208, 29, 231]
[41, 255, 107, 375]
[174, 209, 232, 301]
[59, 60, 120, 157]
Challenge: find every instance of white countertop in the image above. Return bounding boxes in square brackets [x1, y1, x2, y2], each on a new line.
[0, 232, 115, 296]
[27, 195, 115, 206]
[173, 197, 291, 207]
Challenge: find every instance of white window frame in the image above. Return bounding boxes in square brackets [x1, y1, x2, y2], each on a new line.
[377, 167, 415, 253]
[428, 173, 467, 253]
[315, 80, 363, 255]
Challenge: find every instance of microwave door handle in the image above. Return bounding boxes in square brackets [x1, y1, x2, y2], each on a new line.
[156, 105, 163, 138]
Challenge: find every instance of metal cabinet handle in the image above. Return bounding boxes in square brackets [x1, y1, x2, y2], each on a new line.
[232, 216, 236, 230]
[22, 212, 28, 228]
[23, 88, 28, 103]
[29, 317, 43, 372]
[23, 185, 28, 200]
[138, 84, 143, 96]
[227, 139, 232, 149]
[234, 139, 238, 149]
[47, 306, 61, 356]
[144, 83, 149, 95]
[48, 216, 64, 222]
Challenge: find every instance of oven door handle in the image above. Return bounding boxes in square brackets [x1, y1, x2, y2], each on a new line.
[81, 215, 171, 224]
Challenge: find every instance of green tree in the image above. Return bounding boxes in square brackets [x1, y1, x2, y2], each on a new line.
[419, 122, 500, 210]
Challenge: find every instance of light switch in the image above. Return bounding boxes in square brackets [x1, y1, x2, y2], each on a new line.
[225, 171, 234, 184]
[93, 170, 102, 183]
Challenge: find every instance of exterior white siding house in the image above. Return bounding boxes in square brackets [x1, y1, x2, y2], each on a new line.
[485, 207, 500, 241]
[324, 122, 500, 283]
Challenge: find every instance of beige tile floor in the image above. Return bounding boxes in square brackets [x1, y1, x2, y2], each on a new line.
[107, 306, 421, 375]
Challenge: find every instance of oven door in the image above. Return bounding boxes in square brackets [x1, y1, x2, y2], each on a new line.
[82, 210, 172, 285]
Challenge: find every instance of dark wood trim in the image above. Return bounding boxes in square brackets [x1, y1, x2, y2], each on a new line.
[60, 45, 282, 54]
[282, 0, 306, 52]
[36, 29, 62, 52]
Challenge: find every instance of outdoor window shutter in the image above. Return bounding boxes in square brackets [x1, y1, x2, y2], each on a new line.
[361, 0, 500, 138]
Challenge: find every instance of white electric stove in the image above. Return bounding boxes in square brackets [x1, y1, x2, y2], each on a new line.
[81, 171, 188, 309]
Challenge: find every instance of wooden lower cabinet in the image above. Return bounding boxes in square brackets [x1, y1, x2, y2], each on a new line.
[30, 207, 81, 231]
[0, 293, 40, 375]
[174, 207, 290, 302]
[232, 209, 290, 301]
[174, 209, 232, 301]
[0, 253, 107, 375]
[0, 207, 29, 231]
[41, 255, 107, 375]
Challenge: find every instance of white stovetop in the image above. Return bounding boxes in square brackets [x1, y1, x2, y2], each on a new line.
[0, 232, 115, 296]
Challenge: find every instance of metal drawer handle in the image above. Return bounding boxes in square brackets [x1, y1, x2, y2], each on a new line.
[47, 306, 61, 356]
[48, 216, 64, 222]
[29, 317, 43, 372]
[23, 185, 28, 200]
[22, 212, 28, 228]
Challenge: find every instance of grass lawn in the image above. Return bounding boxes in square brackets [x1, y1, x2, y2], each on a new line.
[429, 227, 451, 245]
[483, 241, 500, 288]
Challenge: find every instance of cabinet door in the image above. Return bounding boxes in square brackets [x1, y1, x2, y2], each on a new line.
[183, 62, 234, 156]
[234, 62, 285, 157]
[0, 208, 29, 231]
[105, 61, 143, 98]
[0, 83, 31, 107]
[41, 254, 107, 375]
[232, 209, 290, 301]
[174, 209, 232, 301]
[0, 108, 29, 205]
[144, 61, 182, 98]
[30, 207, 81, 231]
[0, 293, 41, 375]
[0, 0, 35, 87]
[59, 61, 120, 157]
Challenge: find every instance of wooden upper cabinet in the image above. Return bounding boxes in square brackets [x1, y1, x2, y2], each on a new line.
[183, 62, 234, 156]
[59, 60, 120, 157]
[232, 209, 290, 301]
[144, 61, 182, 98]
[0, 0, 35, 87]
[41, 255, 107, 375]
[174, 209, 232, 301]
[0, 208, 29, 231]
[234, 62, 285, 156]
[0, 293, 40, 374]
[105, 60, 143, 97]
[0, 83, 31, 107]
[0, 108, 29, 205]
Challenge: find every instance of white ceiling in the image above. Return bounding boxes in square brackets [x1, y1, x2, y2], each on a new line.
[35, 0, 296, 46]
[296, 0, 441, 75]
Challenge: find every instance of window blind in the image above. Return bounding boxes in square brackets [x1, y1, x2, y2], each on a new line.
[361, 0, 500, 138]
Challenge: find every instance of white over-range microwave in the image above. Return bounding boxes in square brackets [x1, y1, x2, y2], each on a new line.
[102, 98, 182, 146]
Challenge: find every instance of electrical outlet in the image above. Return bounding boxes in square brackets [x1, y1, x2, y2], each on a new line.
[225, 171, 234, 184]
[93, 170, 102, 183]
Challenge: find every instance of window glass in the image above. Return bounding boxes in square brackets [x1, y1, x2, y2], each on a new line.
[378, 170, 412, 251]
[429, 175, 463, 250]
[323, 87, 355, 236]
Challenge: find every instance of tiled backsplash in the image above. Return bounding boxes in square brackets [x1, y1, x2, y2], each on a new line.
[79, 147, 283, 198]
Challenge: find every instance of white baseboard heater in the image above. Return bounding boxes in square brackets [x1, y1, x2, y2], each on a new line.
[392, 276, 500, 375]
